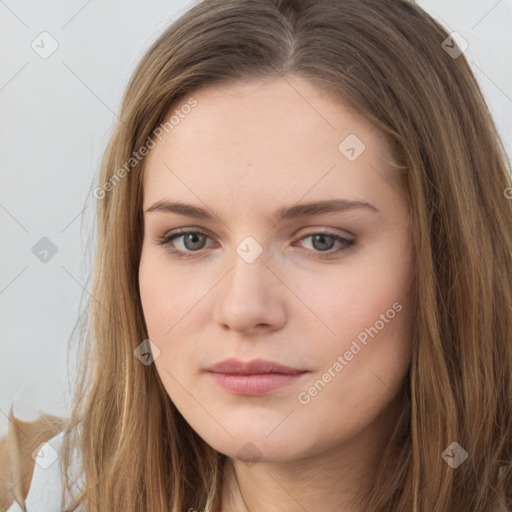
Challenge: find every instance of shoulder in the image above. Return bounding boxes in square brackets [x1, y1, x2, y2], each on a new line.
[6, 429, 83, 512]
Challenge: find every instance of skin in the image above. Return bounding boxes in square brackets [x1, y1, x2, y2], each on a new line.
[138, 73, 415, 512]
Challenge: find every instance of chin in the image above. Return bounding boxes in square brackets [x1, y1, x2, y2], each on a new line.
[191, 423, 314, 464]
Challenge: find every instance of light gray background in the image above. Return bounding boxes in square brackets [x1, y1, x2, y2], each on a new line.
[1, 0, 511, 438]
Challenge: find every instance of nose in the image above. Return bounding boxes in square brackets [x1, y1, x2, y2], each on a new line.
[212, 248, 287, 334]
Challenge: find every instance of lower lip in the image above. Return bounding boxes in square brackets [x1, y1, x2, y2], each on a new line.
[207, 371, 307, 395]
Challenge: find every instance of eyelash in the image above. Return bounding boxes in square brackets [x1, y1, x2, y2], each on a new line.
[155, 228, 355, 260]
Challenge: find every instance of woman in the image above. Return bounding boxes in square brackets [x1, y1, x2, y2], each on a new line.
[5, 0, 511, 511]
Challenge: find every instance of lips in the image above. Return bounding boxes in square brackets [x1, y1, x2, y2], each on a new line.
[205, 358, 308, 395]
[205, 358, 305, 375]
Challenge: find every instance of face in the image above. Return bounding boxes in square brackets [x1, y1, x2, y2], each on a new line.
[138, 74, 414, 464]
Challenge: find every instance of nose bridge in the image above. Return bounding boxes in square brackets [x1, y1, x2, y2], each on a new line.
[225, 238, 271, 305]
[213, 236, 285, 331]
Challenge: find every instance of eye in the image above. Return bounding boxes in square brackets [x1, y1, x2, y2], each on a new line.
[154, 229, 355, 260]
[156, 229, 214, 258]
[294, 232, 355, 259]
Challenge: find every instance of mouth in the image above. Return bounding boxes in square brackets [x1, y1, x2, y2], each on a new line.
[205, 358, 308, 395]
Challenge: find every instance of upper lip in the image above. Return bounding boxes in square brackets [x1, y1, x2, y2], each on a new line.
[206, 358, 306, 375]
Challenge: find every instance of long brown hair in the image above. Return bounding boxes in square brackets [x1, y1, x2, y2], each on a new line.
[41, 0, 512, 510]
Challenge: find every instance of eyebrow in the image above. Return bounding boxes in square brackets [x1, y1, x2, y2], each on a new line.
[144, 198, 380, 224]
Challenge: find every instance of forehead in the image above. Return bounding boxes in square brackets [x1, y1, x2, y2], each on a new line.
[142, 75, 397, 213]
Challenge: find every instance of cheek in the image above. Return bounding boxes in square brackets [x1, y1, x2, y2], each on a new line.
[139, 248, 199, 338]
[301, 235, 413, 352]
[138, 248, 209, 383]
[341, 244, 413, 372]
[292, 258, 413, 447]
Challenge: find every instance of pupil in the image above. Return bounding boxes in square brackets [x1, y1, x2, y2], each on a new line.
[185, 233, 204, 250]
[313, 234, 334, 251]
